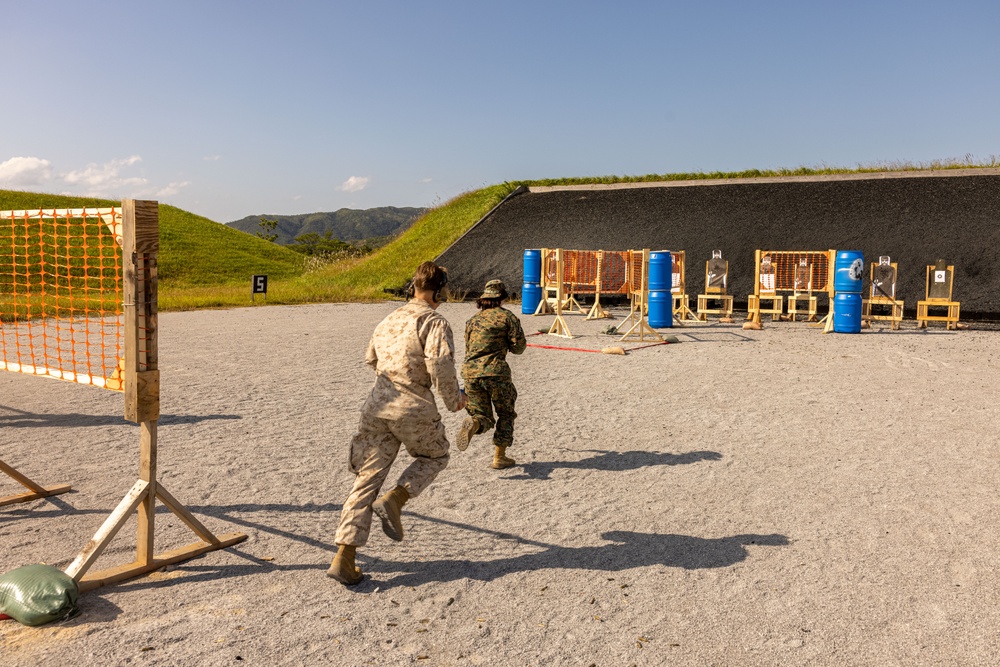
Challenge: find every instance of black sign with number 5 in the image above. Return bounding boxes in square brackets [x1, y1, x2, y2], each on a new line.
[252, 275, 268, 294]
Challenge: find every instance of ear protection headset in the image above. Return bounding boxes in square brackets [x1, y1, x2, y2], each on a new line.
[405, 266, 448, 302]
[433, 269, 449, 304]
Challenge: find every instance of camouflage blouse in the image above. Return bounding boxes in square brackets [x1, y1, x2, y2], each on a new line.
[461, 307, 527, 380]
[362, 300, 462, 419]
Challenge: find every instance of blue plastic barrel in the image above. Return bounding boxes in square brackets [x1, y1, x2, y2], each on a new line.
[521, 282, 541, 315]
[647, 290, 673, 328]
[648, 251, 672, 292]
[834, 250, 865, 293]
[523, 249, 542, 285]
[833, 292, 862, 333]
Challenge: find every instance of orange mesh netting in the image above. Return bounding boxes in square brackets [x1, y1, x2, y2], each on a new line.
[543, 249, 632, 295]
[758, 250, 831, 293]
[628, 250, 644, 295]
[0, 207, 125, 390]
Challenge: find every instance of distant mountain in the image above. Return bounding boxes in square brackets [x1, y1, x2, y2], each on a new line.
[227, 206, 427, 246]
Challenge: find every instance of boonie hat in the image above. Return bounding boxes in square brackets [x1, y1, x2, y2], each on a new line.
[482, 279, 506, 298]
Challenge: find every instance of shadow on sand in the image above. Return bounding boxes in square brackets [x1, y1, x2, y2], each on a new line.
[369, 529, 789, 589]
[511, 449, 722, 481]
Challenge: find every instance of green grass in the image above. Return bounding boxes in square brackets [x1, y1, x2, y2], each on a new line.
[0, 191, 308, 311]
[2, 158, 998, 312]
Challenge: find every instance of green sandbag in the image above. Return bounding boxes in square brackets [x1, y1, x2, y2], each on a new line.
[0, 564, 80, 626]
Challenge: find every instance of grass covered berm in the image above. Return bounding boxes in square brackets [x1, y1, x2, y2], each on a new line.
[437, 169, 1000, 318]
[0, 185, 517, 310]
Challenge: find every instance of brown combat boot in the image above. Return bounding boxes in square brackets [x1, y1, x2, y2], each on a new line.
[456, 416, 479, 451]
[327, 544, 363, 585]
[372, 485, 410, 541]
[491, 445, 516, 470]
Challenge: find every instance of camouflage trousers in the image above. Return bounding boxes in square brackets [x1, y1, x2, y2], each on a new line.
[335, 410, 450, 547]
[464, 376, 518, 448]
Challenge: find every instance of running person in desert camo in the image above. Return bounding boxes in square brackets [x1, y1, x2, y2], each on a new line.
[328, 261, 468, 586]
[456, 279, 527, 469]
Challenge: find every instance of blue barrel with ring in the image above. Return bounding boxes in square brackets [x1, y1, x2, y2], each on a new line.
[834, 250, 864, 293]
[648, 250, 672, 292]
[647, 290, 673, 328]
[833, 292, 862, 333]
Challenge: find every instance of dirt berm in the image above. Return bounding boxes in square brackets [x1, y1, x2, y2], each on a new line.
[436, 169, 1000, 318]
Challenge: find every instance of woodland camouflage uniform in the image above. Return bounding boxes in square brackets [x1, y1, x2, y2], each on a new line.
[461, 285, 527, 452]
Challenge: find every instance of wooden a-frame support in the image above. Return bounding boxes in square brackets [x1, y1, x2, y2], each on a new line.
[546, 248, 573, 338]
[0, 459, 71, 508]
[64, 200, 246, 592]
[618, 249, 662, 342]
[586, 250, 610, 320]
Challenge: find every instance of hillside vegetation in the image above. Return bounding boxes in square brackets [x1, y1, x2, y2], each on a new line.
[227, 206, 427, 246]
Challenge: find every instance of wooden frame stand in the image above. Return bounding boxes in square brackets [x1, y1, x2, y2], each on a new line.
[697, 256, 733, 321]
[618, 249, 662, 342]
[697, 294, 734, 320]
[64, 200, 246, 592]
[787, 294, 818, 321]
[916, 263, 960, 330]
[917, 301, 960, 329]
[585, 250, 611, 320]
[0, 459, 71, 507]
[747, 294, 784, 322]
[863, 261, 904, 330]
[670, 251, 697, 322]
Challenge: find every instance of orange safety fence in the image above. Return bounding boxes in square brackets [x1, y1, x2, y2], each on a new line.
[0, 207, 125, 390]
[757, 250, 832, 293]
[628, 250, 644, 295]
[543, 249, 633, 295]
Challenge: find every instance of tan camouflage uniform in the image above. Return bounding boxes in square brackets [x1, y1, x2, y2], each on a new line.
[461, 306, 527, 447]
[335, 300, 462, 547]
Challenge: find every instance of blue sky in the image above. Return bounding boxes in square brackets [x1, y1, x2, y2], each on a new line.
[2, 1, 998, 223]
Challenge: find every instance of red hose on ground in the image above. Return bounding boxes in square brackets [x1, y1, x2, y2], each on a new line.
[526, 343, 602, 353]
[525, 340, 670, 354]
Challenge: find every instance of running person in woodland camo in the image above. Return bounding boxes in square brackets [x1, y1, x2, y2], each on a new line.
[457, 279, 527, 469]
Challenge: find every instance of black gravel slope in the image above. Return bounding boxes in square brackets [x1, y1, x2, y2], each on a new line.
[436, 173, 1000, 318]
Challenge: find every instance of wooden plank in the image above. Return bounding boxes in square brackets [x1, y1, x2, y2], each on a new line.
[123, 199, 161, 423]
[0, 484, 72, 508]
[0, 459, 48, 492]
[77, 532, 248, 592]
[65, 480, 149, 581]
[155, 484, 221, 545]
[137, 421, 157, 565]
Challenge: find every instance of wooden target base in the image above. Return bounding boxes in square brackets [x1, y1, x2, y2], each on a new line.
[0, 459, 71, 507]
[64, 421, 247, 591]
[66, 473, 247, 592]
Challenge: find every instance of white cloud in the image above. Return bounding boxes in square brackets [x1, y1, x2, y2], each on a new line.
[62, 155, 145, 189]
[339, 175, 370, 192]
[203, 155, 222, 161]
[0, 156, 53, 187]
[154, 181, 190, 197]
[2, 154, 190, 203]
[420, 177, 433, 183]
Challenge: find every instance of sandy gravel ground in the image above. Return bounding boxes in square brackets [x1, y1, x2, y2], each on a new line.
[2, 302, 999, 666]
